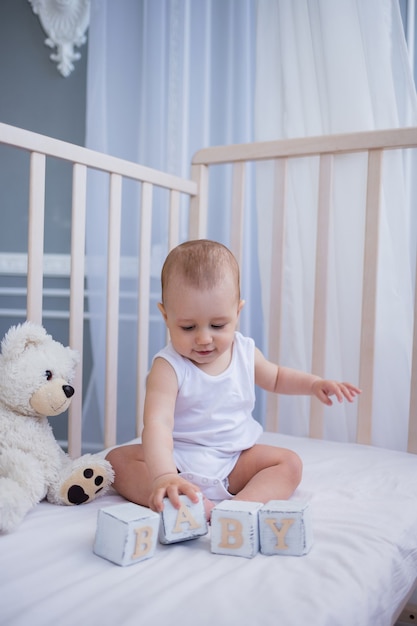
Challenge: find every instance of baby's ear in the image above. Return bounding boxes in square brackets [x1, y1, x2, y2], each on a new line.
[238, 299, 245, 314]
[157, 302, 168, 321]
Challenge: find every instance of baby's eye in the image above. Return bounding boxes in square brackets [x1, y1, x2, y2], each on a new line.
[45, 370, 53, 381]
[211, 324, 225, 329]
[181, 326, 195, 331]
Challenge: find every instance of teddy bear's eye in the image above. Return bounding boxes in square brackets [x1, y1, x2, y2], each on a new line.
[45, 370, 53, 381]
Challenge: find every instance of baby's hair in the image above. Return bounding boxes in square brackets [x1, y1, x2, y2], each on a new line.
[161, 239, 240, 303]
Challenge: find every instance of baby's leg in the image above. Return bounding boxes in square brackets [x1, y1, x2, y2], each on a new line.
[106, 444, 152, 507]
[227, 444, 302, 503]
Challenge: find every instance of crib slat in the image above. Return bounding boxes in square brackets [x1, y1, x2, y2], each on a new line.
[168, 189, 181, 251]
[230, 162, 245, 269]
[104, 173, 123, 449]
[166, 190, 181, 345]
[357, 149, 383, 445]
[27, 152, 46, 324]
[309, 155, 333, 439]
[408, 271, 417, 453]
[190, 164, 209, 239]
[68, 163, 87, 457]
[136, 182, 153, 436]
[266, 159, 287, 432]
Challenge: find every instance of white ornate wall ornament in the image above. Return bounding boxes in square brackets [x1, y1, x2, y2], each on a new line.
[28, 0, 90, 77]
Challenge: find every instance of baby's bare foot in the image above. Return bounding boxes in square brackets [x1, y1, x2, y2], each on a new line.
[202, 496, 215, 523]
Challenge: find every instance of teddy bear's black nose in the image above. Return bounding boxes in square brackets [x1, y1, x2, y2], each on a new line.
[63, 385, 75, 399]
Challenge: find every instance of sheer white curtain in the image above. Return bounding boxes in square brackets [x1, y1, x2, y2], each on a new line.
[84, 0, 417, 450]
[84, 0, 259, 445]
[255, 0, 417, 448]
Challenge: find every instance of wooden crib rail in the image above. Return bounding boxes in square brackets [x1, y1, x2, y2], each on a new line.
[192, 127, 417, 164]
[0, 123, 196, 194]
[191, 127, 417, 453]
[0, 122, 197, 457]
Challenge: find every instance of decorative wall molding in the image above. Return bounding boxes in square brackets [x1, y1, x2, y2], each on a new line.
[28, 0, 90, 77]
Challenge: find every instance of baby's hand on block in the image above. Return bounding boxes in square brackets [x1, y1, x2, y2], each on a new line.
[149, 473, 200, 513]
[312, 379, 361, 406]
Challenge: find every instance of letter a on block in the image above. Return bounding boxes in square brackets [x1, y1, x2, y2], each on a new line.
[218, 518, 244, 549]
[132, 526, 154, 559]
[264, 518, 295, 550]
[159, 494, 208, 544]
[172, 502, 201, 533]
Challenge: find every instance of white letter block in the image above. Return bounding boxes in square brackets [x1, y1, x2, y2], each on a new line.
[159, 492, 208, 544]
[94, 502, 160, 566]
[259, 500, 313, 556]
[211, 500, 263, 558]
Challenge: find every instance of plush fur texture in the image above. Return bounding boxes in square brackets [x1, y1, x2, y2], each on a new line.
[0, 322, 114, 533]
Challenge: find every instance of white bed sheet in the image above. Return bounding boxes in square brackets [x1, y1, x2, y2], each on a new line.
[1, 432, 417, 626]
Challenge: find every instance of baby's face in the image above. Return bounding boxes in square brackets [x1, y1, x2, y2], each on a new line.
[159, 276, 243, 374]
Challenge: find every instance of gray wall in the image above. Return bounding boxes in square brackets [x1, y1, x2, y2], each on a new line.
[0, 0, 88, 255]
[0, 0, 89, 444]
[0, 0, 87, 141]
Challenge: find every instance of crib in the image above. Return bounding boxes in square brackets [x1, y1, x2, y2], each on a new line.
[1, 121, 417, 626]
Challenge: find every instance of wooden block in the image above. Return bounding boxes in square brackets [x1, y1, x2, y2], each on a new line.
[158, 492, 208, 544]
[211, 500, 263, 558]
[259, 500, 313, 556]
[93, 502, 160, 566]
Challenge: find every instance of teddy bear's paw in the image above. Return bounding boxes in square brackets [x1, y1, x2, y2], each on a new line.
[66, 467, 105, 504]
[59, 460, 114, 506]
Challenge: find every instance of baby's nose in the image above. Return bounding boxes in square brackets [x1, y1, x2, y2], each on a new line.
[196, 329, 212, 344]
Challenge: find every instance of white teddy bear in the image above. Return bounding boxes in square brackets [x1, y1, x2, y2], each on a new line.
[0, 321, 114, 533]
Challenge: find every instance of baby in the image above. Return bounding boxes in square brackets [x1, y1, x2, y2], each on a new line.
[107, 239, 361, 519]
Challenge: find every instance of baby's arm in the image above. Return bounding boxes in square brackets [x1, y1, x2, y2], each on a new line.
[142, 357, 200, 512]
[254, 348, 361, 405]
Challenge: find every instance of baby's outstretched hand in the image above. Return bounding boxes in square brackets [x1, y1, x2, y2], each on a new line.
[149, 473, 200, 513]
[312, 379, 361, 406]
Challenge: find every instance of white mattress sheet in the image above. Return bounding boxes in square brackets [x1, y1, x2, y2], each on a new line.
[1, 432, 417, 626]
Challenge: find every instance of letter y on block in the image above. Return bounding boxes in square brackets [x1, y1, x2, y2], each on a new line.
[259, 500, 313, 556]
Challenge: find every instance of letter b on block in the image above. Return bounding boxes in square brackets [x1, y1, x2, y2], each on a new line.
[259, 500, 313, 556]
[211, 500, 263, 558]
[93, 502, 160, 566]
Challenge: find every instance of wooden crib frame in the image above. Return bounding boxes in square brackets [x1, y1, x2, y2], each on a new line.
[0, 121, 416, 459]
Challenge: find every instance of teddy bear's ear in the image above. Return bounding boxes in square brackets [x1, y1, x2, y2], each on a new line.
[66, 345, 80, 368]
[0, 322, 49, 361]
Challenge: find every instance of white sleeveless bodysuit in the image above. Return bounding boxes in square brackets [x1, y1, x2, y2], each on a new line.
[153, 332, 262, 500]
